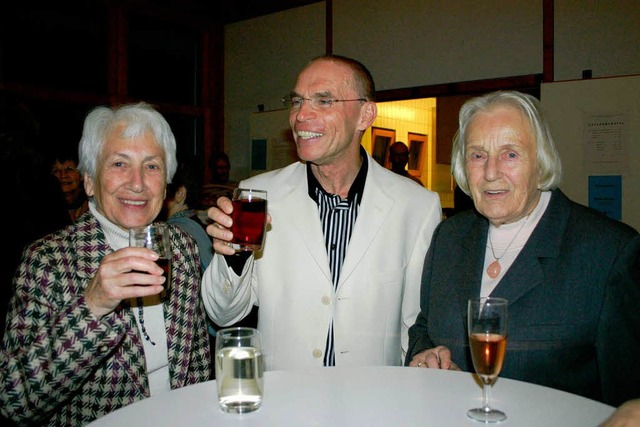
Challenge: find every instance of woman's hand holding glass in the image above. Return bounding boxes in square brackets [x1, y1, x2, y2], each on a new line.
[84, 247, 166, 319]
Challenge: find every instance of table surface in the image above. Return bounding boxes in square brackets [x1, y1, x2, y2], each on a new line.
[87, 366, 614, 426]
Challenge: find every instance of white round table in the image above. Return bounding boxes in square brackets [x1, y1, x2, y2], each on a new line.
[87, 366, 614, 426]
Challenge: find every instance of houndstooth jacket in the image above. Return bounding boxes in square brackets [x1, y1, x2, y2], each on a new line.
[0, 212, 211, 426]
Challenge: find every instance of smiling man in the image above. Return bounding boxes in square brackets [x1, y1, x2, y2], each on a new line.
[202, 54, 442, 370]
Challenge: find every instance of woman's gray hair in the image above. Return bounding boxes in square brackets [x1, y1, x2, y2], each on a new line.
[451, 90, 562, 194]
[77, 101, 177, 183]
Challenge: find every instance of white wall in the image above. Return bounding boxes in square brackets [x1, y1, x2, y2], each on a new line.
[334, 0, 542, 89]
[224, 0, 640, 179]
[554, 0, 640, 81]
[542, 76, 640, 230]
[224, 3, 326, 180]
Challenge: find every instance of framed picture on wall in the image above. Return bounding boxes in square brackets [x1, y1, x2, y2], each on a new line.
[407, 132, 427, 173]
[371, 127, 395, 167]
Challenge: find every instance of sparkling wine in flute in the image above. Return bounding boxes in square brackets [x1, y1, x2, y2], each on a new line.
[469, 332, 507, 385]
[467, 297, 508, 423]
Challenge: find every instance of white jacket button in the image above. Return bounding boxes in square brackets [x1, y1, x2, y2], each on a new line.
[312, 349, 323, 358]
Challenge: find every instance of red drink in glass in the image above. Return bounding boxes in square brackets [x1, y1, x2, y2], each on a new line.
[230, 189, 267, 251]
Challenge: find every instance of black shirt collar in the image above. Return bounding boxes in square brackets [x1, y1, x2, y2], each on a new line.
[307, 146, 368, 205]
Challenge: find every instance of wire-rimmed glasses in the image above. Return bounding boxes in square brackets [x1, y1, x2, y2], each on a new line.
[282, 94, 366, 111]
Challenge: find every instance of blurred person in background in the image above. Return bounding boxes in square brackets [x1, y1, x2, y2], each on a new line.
[388, 141, 423, 186]
[50, 146, 89, 222]
[162, 162, 213, 272]
[198, 151, 238, 225]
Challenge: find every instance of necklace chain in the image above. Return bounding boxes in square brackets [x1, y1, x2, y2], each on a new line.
[488, 217, 529, 261]
[137, 297, 156, 346]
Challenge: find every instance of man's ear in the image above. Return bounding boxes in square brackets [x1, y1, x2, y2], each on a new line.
[357, 101, 378, 131]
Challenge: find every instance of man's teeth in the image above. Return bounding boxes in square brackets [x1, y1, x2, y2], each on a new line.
[297, 131, 323, 139]
[123, 200, 145, 206]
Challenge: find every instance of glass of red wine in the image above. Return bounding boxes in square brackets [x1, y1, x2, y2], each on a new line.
[230, 188, 267, 252]
[129, 222, 172, 294]
[467, 297, 508, 423]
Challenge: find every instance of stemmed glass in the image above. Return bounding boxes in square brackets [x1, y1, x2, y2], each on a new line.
[467, 297, 508, 423]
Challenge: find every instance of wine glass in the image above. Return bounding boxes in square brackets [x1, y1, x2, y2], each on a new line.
[467, 297, 508, 423]
[129, 223, 172, 295]
[230, 188, 268, 252]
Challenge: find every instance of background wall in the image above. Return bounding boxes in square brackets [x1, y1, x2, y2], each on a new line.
[542, 75, 640, 230]
[224, 0, 640, 212]
[334, 0, 542, 89]
[225, 3, 326, 179]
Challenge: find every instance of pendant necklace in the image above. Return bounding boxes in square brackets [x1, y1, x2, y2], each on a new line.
[486, 217, 529, 279]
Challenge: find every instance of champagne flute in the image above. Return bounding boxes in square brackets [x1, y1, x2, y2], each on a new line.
[467, 297, 508, 423]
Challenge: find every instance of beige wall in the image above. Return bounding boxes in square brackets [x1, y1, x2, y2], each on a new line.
[224, 0, 640, 202]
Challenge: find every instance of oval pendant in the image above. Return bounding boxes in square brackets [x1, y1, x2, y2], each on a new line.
[487, 260, 501, 279]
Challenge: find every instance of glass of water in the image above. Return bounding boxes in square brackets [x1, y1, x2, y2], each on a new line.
[215, 327, 264, 413]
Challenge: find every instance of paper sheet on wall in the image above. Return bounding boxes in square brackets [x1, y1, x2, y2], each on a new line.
[582, 112, 629, 175]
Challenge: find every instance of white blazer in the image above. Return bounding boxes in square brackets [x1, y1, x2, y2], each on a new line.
[202, 154, 441, 370]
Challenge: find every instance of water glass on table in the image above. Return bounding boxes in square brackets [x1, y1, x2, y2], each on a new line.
[467, 297, 508, 423]
[215, 327, 264, 414]
[230, 188, 267, 252]
[129, 223, 172, 294]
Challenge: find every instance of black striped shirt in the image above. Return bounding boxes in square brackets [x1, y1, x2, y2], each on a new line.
[307, 149, 368, 366]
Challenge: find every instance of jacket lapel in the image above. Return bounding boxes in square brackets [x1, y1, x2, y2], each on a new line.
[338, 158, 392, 287]
[74, 214, 112, 281]
[285, 165, 333, 282]
[491, 190, 568, 305]
[165, 230, 200, 388]
[456, 213, 490, 318]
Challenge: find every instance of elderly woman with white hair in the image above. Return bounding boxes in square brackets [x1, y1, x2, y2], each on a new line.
[406, 90, 640, 408]
[0, 102, 211, 426]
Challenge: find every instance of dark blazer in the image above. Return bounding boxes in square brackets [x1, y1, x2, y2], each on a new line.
[0, 211, 211, 426]
[407, 189, 640, 407]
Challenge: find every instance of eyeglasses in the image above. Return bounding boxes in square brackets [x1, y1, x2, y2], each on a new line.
[282, 95, 367, 111]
